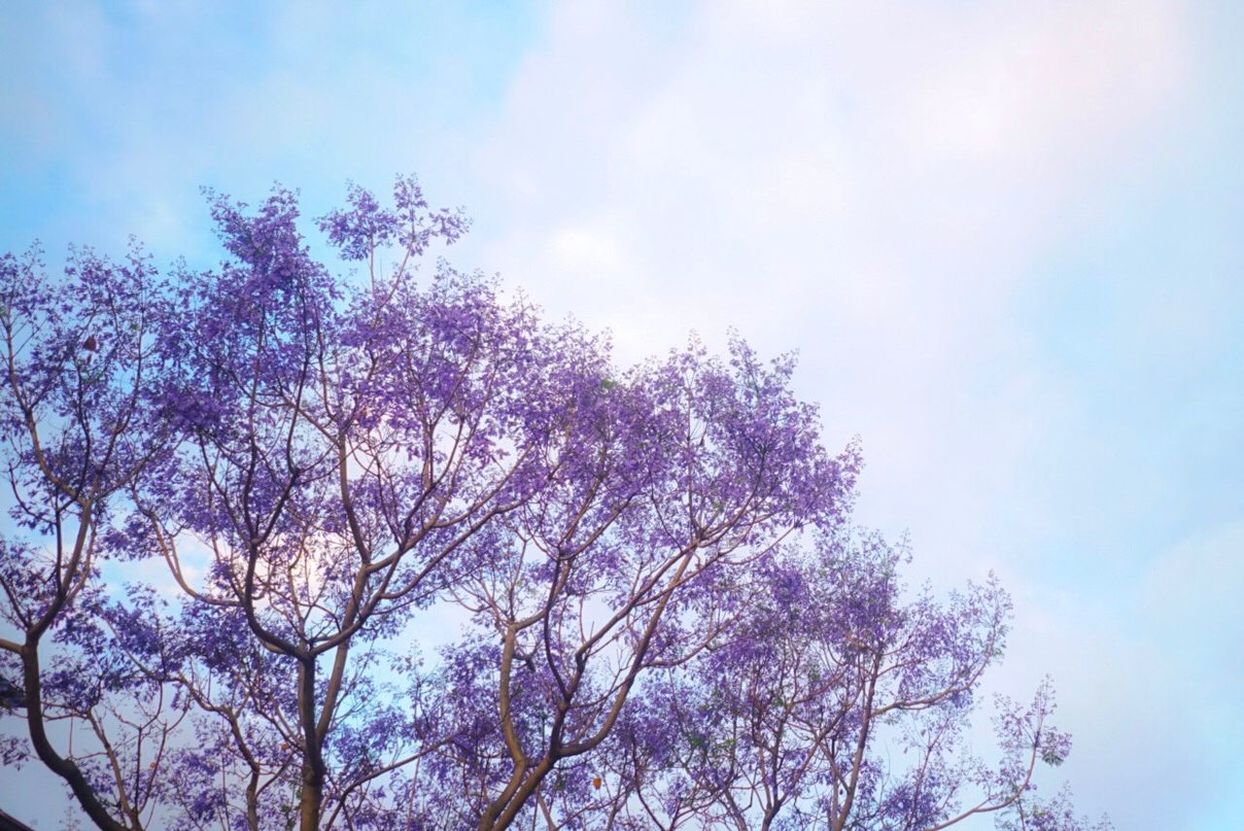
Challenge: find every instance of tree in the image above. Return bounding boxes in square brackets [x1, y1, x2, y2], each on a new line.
[595, 535, 1105, 831]
[0, 177, 1104, 831]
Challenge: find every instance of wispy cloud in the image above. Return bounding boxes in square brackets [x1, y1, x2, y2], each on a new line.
[466, 3, 1231, 826]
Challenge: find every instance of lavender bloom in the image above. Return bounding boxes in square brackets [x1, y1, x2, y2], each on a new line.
[0, 177, 1103, 831]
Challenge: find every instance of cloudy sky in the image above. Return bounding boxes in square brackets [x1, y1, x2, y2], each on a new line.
[2, 2, 1242, 828]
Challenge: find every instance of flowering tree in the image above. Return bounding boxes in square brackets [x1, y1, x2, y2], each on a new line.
[0, 178, 1102, 831]
[593, 535, 1105, 831]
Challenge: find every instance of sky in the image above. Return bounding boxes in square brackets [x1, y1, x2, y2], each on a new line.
[2, 1, 1242, 828]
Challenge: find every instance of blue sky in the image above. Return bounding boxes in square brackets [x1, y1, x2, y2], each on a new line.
[2, 2, 1242, 828]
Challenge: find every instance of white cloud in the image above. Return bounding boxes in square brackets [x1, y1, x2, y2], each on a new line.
[473, 0, 1191, 561]
[469, 2, 1197, 824]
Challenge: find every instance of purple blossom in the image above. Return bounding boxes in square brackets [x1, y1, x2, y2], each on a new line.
[0, 176, 1101, 831]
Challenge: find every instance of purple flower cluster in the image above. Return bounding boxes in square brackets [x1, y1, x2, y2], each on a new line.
[0, 177, 1105, 831]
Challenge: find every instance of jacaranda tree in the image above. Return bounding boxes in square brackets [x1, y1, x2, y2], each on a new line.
[0, 177, 1106, 831]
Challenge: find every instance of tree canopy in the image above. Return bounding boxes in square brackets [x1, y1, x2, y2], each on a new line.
[0, 177, 1106, 831]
